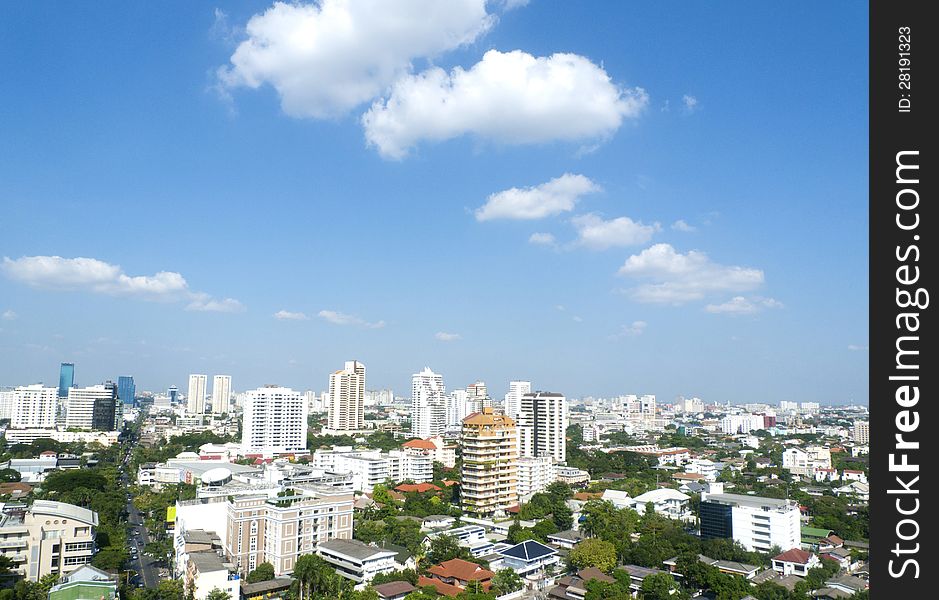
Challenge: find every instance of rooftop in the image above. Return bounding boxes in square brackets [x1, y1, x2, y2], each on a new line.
[318, 538, 396, 561]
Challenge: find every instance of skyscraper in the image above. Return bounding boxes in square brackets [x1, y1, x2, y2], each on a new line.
[117, 376, 136, 406]
[466, 380, 491, 413]
[211, 375, 232, 414]
[241, 386, 309, 456]
[58, 363, 75, 399]
[503, 381, 531, 420]
[327, 361, 366, 432]
[461, 408, 519, 517]
[187, 374, 207, 414]
[411, 367, 445, 438]
[66, 383, 119, 431]
[11, 385, 58, 429]
[168, 386, 179, 404]
[517, 391, 568, 463]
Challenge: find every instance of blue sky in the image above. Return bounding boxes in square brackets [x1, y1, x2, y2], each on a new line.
[0, 1, 868, 404]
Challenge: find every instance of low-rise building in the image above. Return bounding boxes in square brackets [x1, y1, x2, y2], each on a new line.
[316, 539, 398, 588]
[0, 500, 97, 581]
[771, 548, 820, 577]
[48, 565, 117, 600]
[186, 551, 240, 600]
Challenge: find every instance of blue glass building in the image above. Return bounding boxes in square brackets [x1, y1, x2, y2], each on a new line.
[118, 375, 136, 405]
[58, 363, 75, 398]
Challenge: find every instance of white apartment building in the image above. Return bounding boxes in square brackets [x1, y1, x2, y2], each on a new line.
[211, 375, 232, 414]
[720, 414, 765, 435]
[10, 385, 58, 429]
[188, 374, 207, 414]
[678, 397, 705, 414]
[327, 361, 366, 432]
[0, 500, 98, 581]
[0, 388, 15, 421]
[782, 446, 832, 477]
[555, 466, 590, 486]
[241, 386, 309, 457]
[517, 456, 557, 498]
[517, 392, 568, 463]
[853, 421, 869, 445]
[64, 385, 118, 431]
[310, 446, 431, 492]
[800, 402, 821, 412]
[445, 389, 471, 429]
[411, 367, 446, 438]
[466, 381, 490, 412]
[779, 401, 798, 412]
[701, 492, 800, 553]
[503, 381, 531, 420]
[316, 539, 397, 588]
[2, 429, 119, 446]
[402, 436, 457, 468]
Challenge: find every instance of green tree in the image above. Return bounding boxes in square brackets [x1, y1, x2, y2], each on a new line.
[489, 569, 524, 595]
[205, 589, 231, 600]
[427, 533, 471, 564]
[568, 538, 617, 573]
[0, 469, 21, 482]
[640, 573, 684, 600]
[246, 562, 275, 583]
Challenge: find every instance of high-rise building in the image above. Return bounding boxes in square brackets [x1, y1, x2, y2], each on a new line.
[700, 492, 801, 553]
[503, 381, 531, 420]
[327, 361, 366, 432]
[0, 388, 16, 421]
[411, 367, 446, 438]
[241, 386, 309, 456]
[168, 386, 179, 404]
[517, 391, 568, 463]
[466, 380, 491, 413]
[461, 407, 518, 517]
[11, 385, 58, 429]
[211, 375, 232, 413]
[516, 455, 557, 498]
[188, 374, 207, 414]
[117, 376, 135, 406]
[66, 384, 119, 431]
[446, 389, 471, 428]
[58, 363, 75, 398]
[853, 420, 869, 445]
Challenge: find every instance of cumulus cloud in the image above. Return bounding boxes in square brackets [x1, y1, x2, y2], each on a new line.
[274, 309, 310, 320]
[1, 255, 243, 312]
[363, 49, 648, 158]
[617, 244, 764, 304]
[2, 310, 16, 321]
[528, 232, 557, 246]
[610, 320, 647, 340]
[671, 219, 696, 232]
[571, 213, 659, 249]
[476, 174, 599, 221]
[318, 309, 385, 328]
[217, 0, 493, 119]
[705, 296, 783, 315]
[682, 94, 699, 114]
[435, 331, 461, 341]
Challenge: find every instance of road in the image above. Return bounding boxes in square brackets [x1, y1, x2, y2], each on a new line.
[126, 497, 161, 588]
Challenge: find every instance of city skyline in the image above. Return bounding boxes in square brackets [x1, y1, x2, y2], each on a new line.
[0, 1, 868, 405]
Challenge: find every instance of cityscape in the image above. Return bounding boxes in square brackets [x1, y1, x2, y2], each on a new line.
[0, 359, 870, 600]
[0, 2, 870, 600]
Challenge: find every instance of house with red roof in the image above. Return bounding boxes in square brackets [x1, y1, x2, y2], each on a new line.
[395, 482, 441, 494]
[420, 558, 494, 596]
[772, 548, 820, 577]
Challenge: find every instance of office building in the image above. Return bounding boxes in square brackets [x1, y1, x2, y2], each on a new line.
[58, 363, 75, 398]
[168, 385, 179, 404]
[853, 421, 869, 445]
[65, 384, 119, 431]
[188, 374, 207, 414]
[503, 381, 531, 420]
[10, 385, 58, 429]
[241, 386, 308, 457]
[700, 492, 800, 553]
[411, 367, 446, 438]
[210, 375, 232, 414]
[327, 361, 366, 432]
[461, 408, 518, 517]
[517, 392, 568, 463]
[0, 500, 98, 581]
[117, 376, 135, 406]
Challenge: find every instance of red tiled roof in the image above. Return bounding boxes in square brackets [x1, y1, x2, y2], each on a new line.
[395, 483, 441, 493]
[774, 548, 814, 564]
[441, 479, 459, 486]
[418, 576, 462, 597]
[573, 492, 601, 501]
[427, 559, 494, 582]
[673, 472, 705, 480]
[373, 581, 417, 598]
[507, 505, 520, 514]
[402, 439, 437, 450]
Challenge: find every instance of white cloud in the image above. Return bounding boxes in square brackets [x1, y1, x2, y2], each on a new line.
[500, 0, 530, 10]
[528, 232, 557, 246]
[617, 244, 764, 304]
[186, 296, 246, 313]
[705, 296, 784, 315]
[318, 309, 385, 328]
[610, 320, 647, 339]
[274, 309, 310, 320]
[217, 0, 493, 119]
[671, 219, 696, 232]
[2, 255, 243, 312]
[1, 310, 15, 321]
[363, 49, 648, 158]
[571, 213, 659, 249]
[476, 173, 599, 221]
[435, 331, 462, 341]
[572, 315, 583, 322]
[682, 94, 699, 113]
[848, 344, 869, 351]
